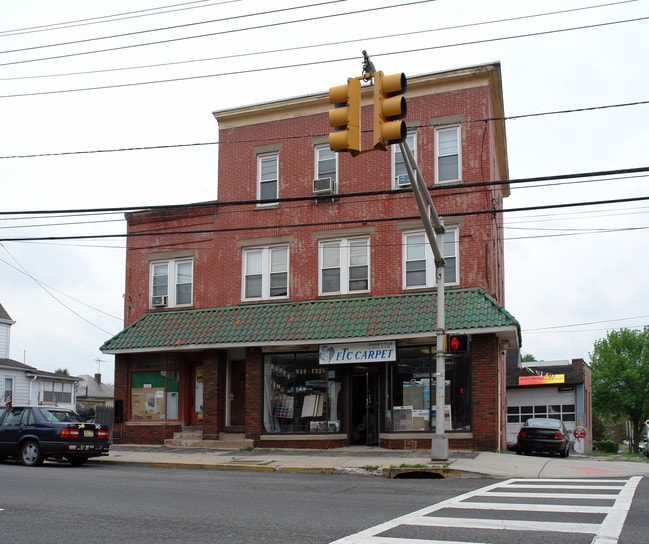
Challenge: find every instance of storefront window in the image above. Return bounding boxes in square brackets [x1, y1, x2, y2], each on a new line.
[130, 371, 179, 420]
[263, 353, 343, 434]
[387, 346, 471, 432]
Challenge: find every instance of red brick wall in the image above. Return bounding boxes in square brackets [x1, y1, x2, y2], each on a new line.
[470, 334, 503, 451]
[122, 86, 507, 327]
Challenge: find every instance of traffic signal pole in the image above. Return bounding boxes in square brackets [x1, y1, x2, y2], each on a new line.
[328, 54, 448, 459]
[399, 141, 449, 461]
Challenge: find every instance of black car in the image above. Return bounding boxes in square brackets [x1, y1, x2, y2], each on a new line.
[0, 406, 110, 466]
[516, 417, 571, 458]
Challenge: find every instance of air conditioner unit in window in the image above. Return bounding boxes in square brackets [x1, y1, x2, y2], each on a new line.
[313, 177, 334, 195]
[397, 174, 411, 186]
[151, 295, 168, 307]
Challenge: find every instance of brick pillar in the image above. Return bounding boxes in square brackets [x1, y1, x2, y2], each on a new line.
[202, 350, 224, 440]
[245, 347, 263, 440]
[471, 335, 501, 451]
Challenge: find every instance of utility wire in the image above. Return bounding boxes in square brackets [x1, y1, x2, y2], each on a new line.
[0, 0, 633, 82]
[1, 14, 647, 97]
[2, 99, 648, 159]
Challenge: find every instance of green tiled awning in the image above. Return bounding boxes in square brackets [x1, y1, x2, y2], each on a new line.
[100, 288, 520, 354]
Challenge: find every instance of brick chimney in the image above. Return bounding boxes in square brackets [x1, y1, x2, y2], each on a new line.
[94, 373, 102, 384]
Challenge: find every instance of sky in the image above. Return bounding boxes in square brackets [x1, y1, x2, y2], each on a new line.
[1, 0, 648, 384]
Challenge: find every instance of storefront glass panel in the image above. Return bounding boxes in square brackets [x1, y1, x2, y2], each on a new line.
[387, 346, 471, 432]
[130, 370, 180, 420]
[263, 353, 343, 434]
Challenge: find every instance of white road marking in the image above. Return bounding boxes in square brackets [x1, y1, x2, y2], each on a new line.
[330, 476, 643, 544]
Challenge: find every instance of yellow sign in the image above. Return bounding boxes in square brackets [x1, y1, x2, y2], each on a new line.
[518, 374, 565, 386]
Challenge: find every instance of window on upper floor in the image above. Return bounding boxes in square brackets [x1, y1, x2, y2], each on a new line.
[314, 145, 337, 194]
[150, 258, 193, 308]
[392, 131, 416, 188]
[435, 126, 461, 183]
[403, 228, 458, 288]
[257, 152, 279, 204]
[243, 245, 289, 300]
[319, 237, 369, 295]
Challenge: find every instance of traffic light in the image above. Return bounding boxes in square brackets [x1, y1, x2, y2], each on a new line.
[328, 77, 361, 155]
[446, 334, 469, 353]
[373, 71, 407, 150]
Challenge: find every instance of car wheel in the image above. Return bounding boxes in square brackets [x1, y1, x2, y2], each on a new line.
[67, 457, 88, 467]
[515, 448, 523, 455]
[21, 441, 44, 467]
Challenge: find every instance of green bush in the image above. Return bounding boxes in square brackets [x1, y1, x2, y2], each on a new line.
[593, 440, 617, 453]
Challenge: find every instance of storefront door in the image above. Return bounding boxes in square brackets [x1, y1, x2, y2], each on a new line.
[350, 368, 379, 446]
[228, 360, 246, 428]
[187, 365, 203, 425]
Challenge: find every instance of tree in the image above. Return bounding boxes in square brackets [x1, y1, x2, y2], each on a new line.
[591, 327, 649, 453]
[521, 353, 537, 363]
[54, 368, 69, 375]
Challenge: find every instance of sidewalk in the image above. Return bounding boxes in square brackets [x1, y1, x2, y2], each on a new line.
[95, 445, 649, 479]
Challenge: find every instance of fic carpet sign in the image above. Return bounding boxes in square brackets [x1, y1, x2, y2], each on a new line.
[319, 341, 396, 364]
[518, 374, 565, 386]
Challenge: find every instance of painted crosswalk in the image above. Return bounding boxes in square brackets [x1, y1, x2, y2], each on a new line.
[330, 477, 642, 544]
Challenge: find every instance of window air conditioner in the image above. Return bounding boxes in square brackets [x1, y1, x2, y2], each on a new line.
[151, 295, 168, 307]
[397, 174, 411, 186]
[313, 177, 334, 195]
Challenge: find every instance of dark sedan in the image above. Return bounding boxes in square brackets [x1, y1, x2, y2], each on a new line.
[516, 417, 571, 458]
[0, 405, 110, 466]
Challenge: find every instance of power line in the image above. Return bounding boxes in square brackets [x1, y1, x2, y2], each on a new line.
[0, 1, 633, 82]
[0, 0, 425, 63]
[2, 99, 648, 160]
[1, 13, 647, 98]
[0, 1, 235, 36]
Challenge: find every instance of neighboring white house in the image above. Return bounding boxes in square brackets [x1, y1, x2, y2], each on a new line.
[0, 302, 79, 410]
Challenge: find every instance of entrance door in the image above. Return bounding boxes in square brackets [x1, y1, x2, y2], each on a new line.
[350, 369, 379, 446]
[228, 360, 246, 428]
[187, 365, 203, 426]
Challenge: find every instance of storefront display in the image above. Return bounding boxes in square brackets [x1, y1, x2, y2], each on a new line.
[263, 353, 342, 433]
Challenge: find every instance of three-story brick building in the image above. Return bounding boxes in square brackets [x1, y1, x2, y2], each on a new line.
[102, 62, 521, 451]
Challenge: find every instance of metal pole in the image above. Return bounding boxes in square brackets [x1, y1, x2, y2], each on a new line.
[399, 141, 448, 460]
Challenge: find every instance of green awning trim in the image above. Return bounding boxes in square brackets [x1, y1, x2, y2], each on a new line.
[101, 288, 520, 354]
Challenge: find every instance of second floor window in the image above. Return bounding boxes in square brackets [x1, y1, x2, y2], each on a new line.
[403, 229, 458, 288]
[258, 152, 278, 203]
[315, 145, 337, 190]
[320, 238, 369, 295]
[393, 131, 416, 187]
[243, 245, 288, 300]
[151, 259, 193, 308]
[436, 126, 461, 183]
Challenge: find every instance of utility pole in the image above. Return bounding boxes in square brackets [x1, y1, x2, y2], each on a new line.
[329, 52, 448, 460]
[399, 141, 448, 461]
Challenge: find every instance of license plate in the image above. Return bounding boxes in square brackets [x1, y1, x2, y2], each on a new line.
[83, 430, 94, 438]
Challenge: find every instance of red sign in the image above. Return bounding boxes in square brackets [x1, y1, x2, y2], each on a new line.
[573, 426, 586, 440]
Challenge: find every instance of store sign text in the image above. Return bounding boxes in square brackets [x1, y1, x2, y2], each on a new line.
[319, 341, 396, 364]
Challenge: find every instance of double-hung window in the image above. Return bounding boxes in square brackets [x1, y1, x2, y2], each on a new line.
[393, 131, 416, 187]
[403, 228, 458, 288]
[435, 126, 461, 183]
[320, 237, 369, 294]
[315, 145, 337, 192]
[257, 152, 279, 204]
[150, 258, 193, 308]
[243, 245, 288, 300]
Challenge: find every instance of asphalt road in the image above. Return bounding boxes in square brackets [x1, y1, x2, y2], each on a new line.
[1, 462, 646, 543]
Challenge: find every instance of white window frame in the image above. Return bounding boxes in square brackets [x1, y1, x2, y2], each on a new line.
[392, 131, 416, 188]
[315, 145, 337, 190]
[150, 258, 194, 308]
[435, 126, 461, 183]
[242, 245, 289, 301]
[257, 152, 279, 205]
[403, 228, 458, 289]
[319, 237, 370, 295]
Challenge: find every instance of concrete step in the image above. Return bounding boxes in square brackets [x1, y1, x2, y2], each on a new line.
[164, 431, 254, 450]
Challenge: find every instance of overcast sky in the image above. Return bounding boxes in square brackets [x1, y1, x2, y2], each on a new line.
[1, 0, 648, 384]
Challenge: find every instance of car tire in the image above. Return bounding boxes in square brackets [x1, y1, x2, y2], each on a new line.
[67, 457, 88, 467]
[21, 441, 44, 467]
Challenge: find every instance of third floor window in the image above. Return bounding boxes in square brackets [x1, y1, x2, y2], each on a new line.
[257, 152, 278, 204]
[435, 126, 461, 183]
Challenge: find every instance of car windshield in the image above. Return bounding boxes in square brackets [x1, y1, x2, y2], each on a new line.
[525, 418, 561, 429]
[40, 408, 84, 423]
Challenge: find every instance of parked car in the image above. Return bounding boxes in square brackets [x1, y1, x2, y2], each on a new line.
[516, 417, 571, 458]
[0, 406, 110, 466]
